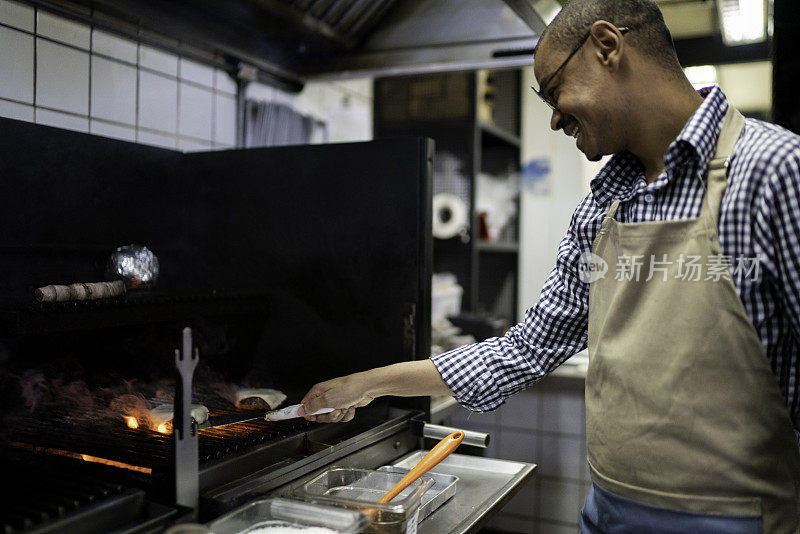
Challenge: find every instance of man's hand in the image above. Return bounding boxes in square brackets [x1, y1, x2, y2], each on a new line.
[300, 372, 375, 423]
[299, 360, 454, 423]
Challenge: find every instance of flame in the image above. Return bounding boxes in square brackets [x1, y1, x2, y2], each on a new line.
[123, 416, 139, 429]
[157, 423, 169, 434]
[9, 442, 152, 474]
[79, 454, 152, 474]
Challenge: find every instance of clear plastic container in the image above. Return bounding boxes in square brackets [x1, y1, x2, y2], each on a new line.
[290, 467, 434, 534]
[207, 497, 370, 534]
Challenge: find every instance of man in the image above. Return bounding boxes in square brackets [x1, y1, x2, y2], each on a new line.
[300, 0, 800, 530]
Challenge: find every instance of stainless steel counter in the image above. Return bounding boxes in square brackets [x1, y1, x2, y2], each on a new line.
[392, 451, 537, 534]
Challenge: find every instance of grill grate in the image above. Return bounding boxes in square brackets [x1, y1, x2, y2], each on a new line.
[5, 406, 313, 477]
[0, 450, 140, 534]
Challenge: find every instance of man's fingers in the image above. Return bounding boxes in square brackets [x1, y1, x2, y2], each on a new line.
[341, 406, 356, 423]
[314, 409, 343, 423]
[302, 389, 331, 415]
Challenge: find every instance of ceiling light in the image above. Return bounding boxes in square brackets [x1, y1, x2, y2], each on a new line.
[684, 65, 718, 90]
[717, 0, 767, 46]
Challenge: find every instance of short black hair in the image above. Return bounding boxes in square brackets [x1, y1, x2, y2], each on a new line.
[534, 0, 681, 72]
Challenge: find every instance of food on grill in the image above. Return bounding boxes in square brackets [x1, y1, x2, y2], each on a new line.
[106, 244, 160, 289]
[235, 388, 287, 410]
[149, 403, 209, 427]
[35, 280, 126, 302]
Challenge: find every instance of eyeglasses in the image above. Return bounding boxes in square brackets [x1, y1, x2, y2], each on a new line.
[532, 26, 630, 113]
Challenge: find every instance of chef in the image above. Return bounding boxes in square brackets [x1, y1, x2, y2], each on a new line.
[300, 0, 800, 531]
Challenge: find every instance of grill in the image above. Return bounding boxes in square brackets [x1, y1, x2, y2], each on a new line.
[6, 407, 314, 477]
[0, 117, 435, 532]
[1, 329, 423, 530]
[0, 447, 181, 534]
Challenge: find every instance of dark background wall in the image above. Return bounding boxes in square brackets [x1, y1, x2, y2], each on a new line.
[772, 0, 800, 135]
[0, 118, 431, 391]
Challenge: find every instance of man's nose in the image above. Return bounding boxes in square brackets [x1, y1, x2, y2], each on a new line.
[550, 109, 564, 131]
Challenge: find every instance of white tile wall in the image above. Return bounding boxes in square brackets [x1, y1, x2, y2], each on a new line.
[138, 70, 178, 134]
[445, 379, 588, 532]
[92, 29, 137, 64]
[538, 479, 583, 523]
[1, 5, 371, 153]
[538, 434, 584, 479]
[500, 480, 539, 518]
[0, 0, 33, 32]
[537, 520, 580, 534]
[139, 44, 177, 76]
[215, 69, 237, 96]
[90, 119, 135, 142]
[497, 428, 538, 463]
[137, 129, 176, 150]
[36, 38, 89, 114]
[179, 81, 212, 139]
[486, 513, 536, 534]
[499, 388, 540, 430]
[214, 93, 237, 146]
[180, 58, 214, 88]
[0, 98, 33, 121]
[539, 387, 586, 436]
[36, 108, 88, 133]
[91, 56, 136, 125]
[177, 137, 212, 152]
[37, 10, 89, 49]
[0, 26, 34, 103]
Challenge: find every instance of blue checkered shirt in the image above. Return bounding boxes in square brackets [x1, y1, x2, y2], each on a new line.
[431, 86, 800, 419]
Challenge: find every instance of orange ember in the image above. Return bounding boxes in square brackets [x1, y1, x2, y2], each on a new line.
[79, 454, 152, 474]
[123, 416, 139, 429]
[157, 423, 169, 434]
[9, 442, 152, 474]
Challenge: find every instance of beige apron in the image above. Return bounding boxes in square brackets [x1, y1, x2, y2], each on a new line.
[586, 106, 800, 532]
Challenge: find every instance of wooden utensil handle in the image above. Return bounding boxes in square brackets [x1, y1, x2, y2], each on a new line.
[377, 430, 464, 503]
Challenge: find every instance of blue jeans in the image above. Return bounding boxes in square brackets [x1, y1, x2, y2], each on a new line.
[580, 483, 762, 534]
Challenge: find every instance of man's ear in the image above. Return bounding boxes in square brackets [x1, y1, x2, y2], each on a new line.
[589, 20, 624, 69]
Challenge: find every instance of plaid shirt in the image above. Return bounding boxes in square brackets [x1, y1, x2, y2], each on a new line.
[432, 86, 800, 419]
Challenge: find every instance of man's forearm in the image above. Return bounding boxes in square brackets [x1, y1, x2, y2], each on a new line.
[365, 360, 454, 398]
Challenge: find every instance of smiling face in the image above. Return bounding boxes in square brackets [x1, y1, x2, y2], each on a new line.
[533, 25, 630, 161]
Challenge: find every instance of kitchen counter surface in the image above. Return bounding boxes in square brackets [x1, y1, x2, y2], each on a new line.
[392, 451, 537, 534]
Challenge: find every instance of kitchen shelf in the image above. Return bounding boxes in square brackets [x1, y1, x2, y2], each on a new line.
[479, 120, 521, 149]
[475, 241, 519, 253]
[374, 69, 521, 326]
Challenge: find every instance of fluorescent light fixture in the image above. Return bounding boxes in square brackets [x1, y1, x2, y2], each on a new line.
[684, 65, 718, 90]
[717, 0, 767, 46]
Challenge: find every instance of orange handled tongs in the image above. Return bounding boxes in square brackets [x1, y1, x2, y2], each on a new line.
[378, 430, 464, 503]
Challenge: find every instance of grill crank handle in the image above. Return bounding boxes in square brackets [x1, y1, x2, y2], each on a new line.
[415, 422, 489, 448]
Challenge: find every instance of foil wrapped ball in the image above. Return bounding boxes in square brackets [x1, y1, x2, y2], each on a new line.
[107, 245, 160, 289]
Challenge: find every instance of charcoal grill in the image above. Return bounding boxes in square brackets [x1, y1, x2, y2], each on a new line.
[0, 118, 534, 534]
[0, 446, 182, 533]
[1, 326, 428, 532]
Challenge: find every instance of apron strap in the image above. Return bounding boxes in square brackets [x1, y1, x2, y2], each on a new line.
[606, 199, 621, 220]
[603, 106, 744, 229]
[703, 106, 746, 231]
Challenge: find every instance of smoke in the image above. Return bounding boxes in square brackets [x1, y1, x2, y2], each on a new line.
[5, 361, 284, 432]
[19, 370, 49, 412]
[109, 393, 151, 417]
